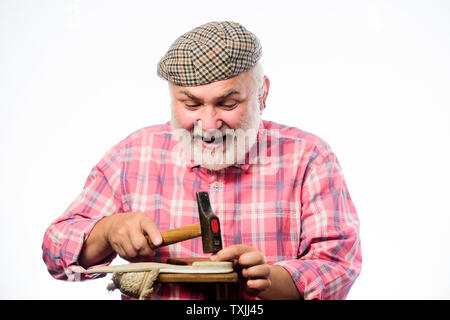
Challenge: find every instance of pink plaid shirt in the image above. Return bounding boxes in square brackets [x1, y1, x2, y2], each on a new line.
[42, 120, 361, 299]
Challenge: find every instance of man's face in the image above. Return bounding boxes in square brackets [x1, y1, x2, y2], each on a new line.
[170, 69, 266, 171]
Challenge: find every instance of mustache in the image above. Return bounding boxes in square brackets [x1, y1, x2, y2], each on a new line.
[193, 132, 230, 143]
[191, 123, 231, 141]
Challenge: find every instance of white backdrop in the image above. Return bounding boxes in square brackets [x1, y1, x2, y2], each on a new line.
[1, 0, 449, 299]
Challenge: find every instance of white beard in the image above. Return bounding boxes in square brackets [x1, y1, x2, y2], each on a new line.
[171, 104, 261, 171]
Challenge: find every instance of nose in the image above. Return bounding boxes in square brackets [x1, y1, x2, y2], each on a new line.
[197, 105, 223, 131]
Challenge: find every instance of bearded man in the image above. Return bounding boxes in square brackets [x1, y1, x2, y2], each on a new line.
[42, 21, 362, 300]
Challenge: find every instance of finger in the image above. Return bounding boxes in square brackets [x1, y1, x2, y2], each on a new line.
[110, 242, 127, 260]
[140, 215, 162, 247]
[129, 231, 154, 258]
[114, 240, 137, 261]
[108, 228, 137, 260]
[239, 250, 266, 267]
[115, 218, 146, 259]
[246, 278, 271, 291]
[243, 264, 271, 279]
[120, 233, 139, 259]
[213, 245, 255, 262]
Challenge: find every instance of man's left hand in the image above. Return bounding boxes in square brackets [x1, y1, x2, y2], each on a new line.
[211, 245, 271, 297]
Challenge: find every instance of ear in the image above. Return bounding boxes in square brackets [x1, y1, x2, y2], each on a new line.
[259, 75, 271, 111]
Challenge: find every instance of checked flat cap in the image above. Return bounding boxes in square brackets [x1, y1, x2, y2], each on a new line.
[157, 21, 262, 87]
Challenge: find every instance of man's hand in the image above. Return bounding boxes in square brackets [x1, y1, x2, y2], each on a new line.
[80, 212, 162, 267]
[211, 244, 302, 300]
[211, 245, 271, 297]
[103, 212, 162, 262]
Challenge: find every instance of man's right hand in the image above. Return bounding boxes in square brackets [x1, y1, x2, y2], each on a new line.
[79, 212, 162, 268]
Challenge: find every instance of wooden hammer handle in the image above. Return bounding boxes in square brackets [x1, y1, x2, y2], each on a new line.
[146, 222, 201, 250]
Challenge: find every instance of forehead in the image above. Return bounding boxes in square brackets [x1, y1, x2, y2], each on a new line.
[170, 70, 254, 98]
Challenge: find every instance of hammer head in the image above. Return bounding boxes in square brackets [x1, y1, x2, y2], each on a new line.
[196, 191, 223, 253]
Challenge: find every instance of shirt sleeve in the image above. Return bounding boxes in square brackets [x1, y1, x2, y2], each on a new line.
[42, 146, 123, 281]
[275, 144, 362, 300]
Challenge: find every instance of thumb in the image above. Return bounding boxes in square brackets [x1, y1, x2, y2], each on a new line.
[140, 216, 162, 248]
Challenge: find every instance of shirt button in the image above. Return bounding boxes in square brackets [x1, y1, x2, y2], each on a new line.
[212, 181, 221, 191]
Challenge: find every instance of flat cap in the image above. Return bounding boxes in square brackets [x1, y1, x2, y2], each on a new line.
[157, 21, 262, 87]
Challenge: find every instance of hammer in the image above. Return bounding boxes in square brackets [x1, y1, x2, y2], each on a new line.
[145, 191, 222, 253]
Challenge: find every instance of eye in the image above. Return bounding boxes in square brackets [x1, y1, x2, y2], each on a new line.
[184, 103, 201, 109]
[218, 102, 238, 109]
